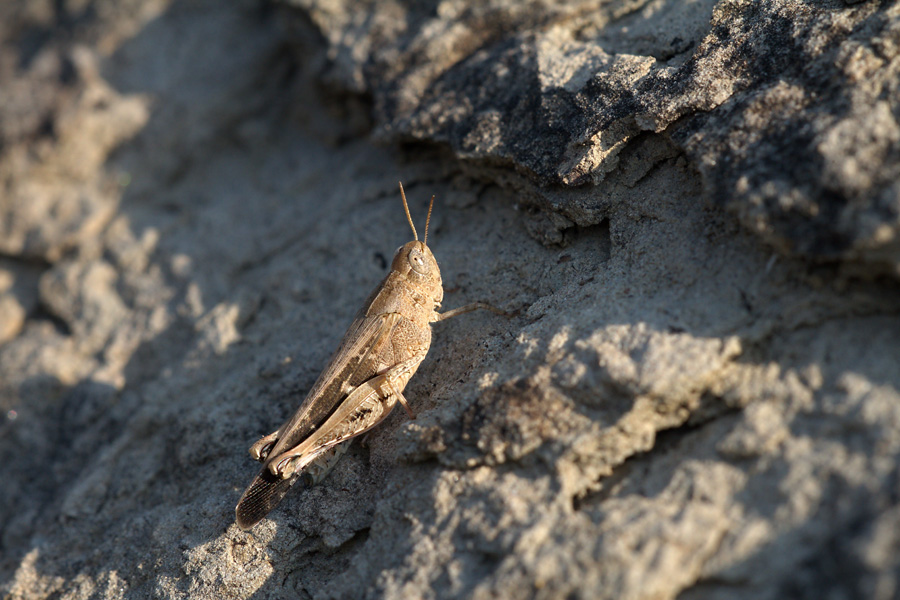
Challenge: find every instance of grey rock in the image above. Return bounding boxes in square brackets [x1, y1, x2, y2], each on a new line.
[281, 0, 900, 276]
[0, 40, 148, 261]
[0, 1, 899, 600]
[0, 293, 25, 345]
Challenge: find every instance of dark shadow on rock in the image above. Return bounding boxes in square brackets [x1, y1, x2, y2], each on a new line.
[0, 378, 119, 579]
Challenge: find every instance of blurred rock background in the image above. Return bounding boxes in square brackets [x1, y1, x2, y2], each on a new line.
[1, 1, 898, 598]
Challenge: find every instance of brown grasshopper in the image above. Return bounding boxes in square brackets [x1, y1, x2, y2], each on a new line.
[235, 182, 503, 530]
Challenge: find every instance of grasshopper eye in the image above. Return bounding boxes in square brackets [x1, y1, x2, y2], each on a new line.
[408, 247, 430, 275]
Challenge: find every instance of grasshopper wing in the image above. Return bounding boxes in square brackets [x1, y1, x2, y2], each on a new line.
[235, 444, 349, 530]
[235, 467, 301, 530]
[235, 312, 401, 529]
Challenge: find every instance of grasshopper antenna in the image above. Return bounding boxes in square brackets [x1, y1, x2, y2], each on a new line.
[399, 182, 418, 241]
[423, 195, 435, 246]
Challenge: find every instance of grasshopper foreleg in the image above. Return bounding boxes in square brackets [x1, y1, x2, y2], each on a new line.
[435, 301, 507, 321]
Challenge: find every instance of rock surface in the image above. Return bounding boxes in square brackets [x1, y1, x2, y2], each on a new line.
[1, 1, 899, 599]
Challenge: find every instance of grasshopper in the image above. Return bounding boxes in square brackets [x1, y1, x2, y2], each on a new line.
[235, 182, 503, 530]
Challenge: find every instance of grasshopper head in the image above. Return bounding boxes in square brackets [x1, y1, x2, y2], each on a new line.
[391, 240, 443, 304]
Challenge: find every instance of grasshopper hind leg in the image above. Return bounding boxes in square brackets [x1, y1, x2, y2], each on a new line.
[267, 358, 424, 479]
[249, 430, 280, 462]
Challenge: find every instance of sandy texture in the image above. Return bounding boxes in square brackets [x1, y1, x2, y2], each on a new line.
[1, 1, 899, 599]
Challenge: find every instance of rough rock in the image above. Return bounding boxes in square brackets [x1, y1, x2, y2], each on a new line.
[282, 0, 900, 275]
[1, 1, 899, 600]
